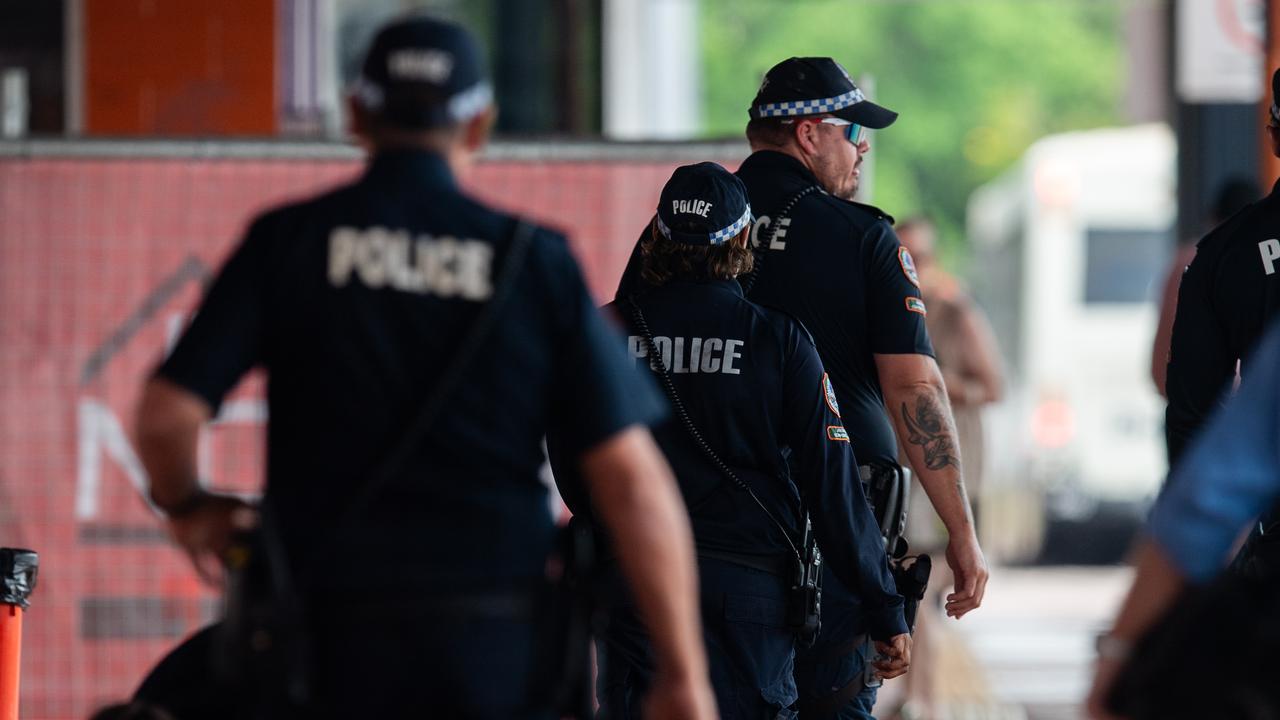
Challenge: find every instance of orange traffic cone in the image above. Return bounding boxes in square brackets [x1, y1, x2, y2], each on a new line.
[0, 549, 38, 720]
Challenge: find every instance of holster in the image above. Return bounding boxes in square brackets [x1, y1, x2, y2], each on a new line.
[528, 517, 599, 718]
[215, 524, 314, 719]
[860, 462, 911, 559]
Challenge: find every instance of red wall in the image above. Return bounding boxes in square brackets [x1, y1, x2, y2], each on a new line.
[84, 0, 277, 135]
[0, 148, 742, 718]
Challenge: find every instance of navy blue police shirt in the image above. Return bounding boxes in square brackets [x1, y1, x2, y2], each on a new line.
[157, 149, 664, 590]
[617, 151, 933, 464]
[1166, 179, 1280, 465]
[602, 278, 906, 640]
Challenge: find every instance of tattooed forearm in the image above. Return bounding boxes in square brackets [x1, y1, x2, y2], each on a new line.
[900, 395, 960, 470]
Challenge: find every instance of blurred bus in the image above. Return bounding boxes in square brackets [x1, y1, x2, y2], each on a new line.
[967, 124, 1175, 564]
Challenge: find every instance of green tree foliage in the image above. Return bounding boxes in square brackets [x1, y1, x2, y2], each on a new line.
[700, 0, 1128, 260]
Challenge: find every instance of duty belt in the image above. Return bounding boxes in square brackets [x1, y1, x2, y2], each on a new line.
[696, 547, 792, 578]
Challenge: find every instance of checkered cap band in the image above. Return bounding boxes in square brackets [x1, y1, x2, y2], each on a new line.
[655, 205, 753, 246]
[447, 81, 493, 121]
[755, 87, 866, 118]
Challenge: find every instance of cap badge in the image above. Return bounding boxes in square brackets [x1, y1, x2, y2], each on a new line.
[388, 49, 454, 83]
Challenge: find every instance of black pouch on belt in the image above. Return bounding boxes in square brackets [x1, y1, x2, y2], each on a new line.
[527, 516, 600, 718]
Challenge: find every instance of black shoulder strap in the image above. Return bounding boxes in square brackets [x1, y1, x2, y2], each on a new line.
[625, 295, 802, 562]
[740, 184, 823, 295]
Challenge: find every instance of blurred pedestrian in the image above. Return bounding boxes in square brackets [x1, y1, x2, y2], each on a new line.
[1087, 319, 1280, 720]
[617, 57, 987, 720]
[561, 162, 909, 719]
[134, 15, 714, 720]
[890, 216, 1003, 719]
[897, 216, 1003, 530]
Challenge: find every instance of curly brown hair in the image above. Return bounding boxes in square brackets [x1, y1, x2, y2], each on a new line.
[639, 221, 754, 287]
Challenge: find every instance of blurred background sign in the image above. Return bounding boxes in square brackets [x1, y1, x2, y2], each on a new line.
[1176, 0, 1264, 103]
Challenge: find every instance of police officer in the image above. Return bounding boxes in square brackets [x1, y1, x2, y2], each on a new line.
[565, 162, 909, 719]
[133, 17, 716, 720]
[1166, 68, 1280, 466]
[617, 58, 987, 718]
[1164, 69, 1280, 580]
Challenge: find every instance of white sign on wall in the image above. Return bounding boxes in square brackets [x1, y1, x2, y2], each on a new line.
[1177, 0, 1265, 103]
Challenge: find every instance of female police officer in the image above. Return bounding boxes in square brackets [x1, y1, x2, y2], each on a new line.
[567, 163, 911, 718]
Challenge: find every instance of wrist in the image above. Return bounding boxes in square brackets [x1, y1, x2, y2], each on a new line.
[153, 487, 212, 519]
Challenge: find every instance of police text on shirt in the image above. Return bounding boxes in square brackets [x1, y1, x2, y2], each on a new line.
[328, 226, 493, 300]
[628, 335, 744, 375]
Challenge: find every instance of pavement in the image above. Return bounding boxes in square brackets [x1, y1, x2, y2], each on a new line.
[873, 565, 1132, 720]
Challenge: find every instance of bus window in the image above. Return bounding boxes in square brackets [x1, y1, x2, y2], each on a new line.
[1083, 227, 1171, 304]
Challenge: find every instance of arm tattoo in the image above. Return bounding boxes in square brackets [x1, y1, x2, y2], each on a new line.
[900, 395, 960, 470]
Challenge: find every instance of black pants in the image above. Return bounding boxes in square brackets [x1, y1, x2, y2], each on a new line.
[136, 597, 557, 720]
[597, 557, 797, 720]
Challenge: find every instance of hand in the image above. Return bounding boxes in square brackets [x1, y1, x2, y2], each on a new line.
[944, 531, 988, 618]
[1085, 655, 1127, 720]
[165, 492, 258, 588]
[873, 633, 912, 680]
[643, 671, 718, 720]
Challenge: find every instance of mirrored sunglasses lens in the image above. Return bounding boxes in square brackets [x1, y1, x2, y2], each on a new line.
[846, 123, 864, 143]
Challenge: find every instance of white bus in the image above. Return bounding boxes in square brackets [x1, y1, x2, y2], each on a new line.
[967, 123, 1175, 563]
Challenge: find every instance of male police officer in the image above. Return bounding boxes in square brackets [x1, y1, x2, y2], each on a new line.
[1164, 69, 1280, 579]
[617, 58, 987, 718]
[575, 163, 910, 718]
[134, 17, 716, 719]
[1166, 69, 1280, 465]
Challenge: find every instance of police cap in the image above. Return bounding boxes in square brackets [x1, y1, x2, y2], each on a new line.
[749, 57, 897, 129]
[353, 16, 492, 130]
[656, 162, 753, 246]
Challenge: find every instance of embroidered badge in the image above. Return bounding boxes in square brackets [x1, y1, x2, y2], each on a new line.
[823, 373, 841, 418]
[898, 247, 921, 288]
[905, 297, 927, 316]
[828, 426, 850, 442]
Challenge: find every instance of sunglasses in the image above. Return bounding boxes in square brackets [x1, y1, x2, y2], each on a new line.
[784, 117, 865, 144]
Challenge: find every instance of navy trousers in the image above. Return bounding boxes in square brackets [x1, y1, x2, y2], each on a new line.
[136, 596, 557, 720]
[597, 556, 798, 720]
[793, 566, 879, 720]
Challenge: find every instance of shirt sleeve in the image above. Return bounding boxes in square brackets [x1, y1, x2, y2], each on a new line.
[546, 235, 667, 460]
[864, 222, 934, 356]
[155, 214, 274, 412]
[1165, 245, 1237, 465]
[780, 320, 907, 640]
[613, 220, 653, 301]
[1149, 320, 1280, 581]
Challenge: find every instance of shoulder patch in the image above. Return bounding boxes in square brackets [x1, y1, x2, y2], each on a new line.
[827, 425, 850, 442]
[905, 297, 927, 315]
[898, 247, 921, 287]
[823, 373, 841, 418]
